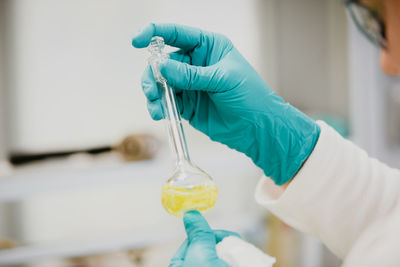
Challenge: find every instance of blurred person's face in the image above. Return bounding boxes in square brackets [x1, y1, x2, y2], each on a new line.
[361, 0, 400, 75]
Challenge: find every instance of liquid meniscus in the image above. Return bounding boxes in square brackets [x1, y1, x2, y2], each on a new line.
[161, 184, 218, 217]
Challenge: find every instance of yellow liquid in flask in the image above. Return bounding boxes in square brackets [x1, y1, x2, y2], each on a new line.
[161, 184, 218, 217]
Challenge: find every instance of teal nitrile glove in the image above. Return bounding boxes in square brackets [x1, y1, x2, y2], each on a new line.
[169, 210, 240, 267]
[132, 23, 320, 185]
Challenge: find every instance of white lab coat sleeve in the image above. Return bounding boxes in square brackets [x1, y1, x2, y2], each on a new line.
[255, 121, 400, 259]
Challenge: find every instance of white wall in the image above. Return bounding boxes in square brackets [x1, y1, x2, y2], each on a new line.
[270, 0, 348, 118]
[0, 1, 8, 159]
[6, 0, 263, 152]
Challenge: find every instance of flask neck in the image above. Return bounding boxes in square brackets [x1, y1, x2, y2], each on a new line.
[148, 37, 192, 167]
[176, 156, 192, 168]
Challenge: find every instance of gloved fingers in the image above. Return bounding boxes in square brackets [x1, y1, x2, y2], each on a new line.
[146, 99, 164, 120]
[132, 23, 207, 51]
[183, 211, 223, 264]
[174, 92, 184, 114]
[168, 51, 190, 94]
[213, 230, 241, 243]
[143, 51, 189, 96]
[142, 66, 164, 120]
[169, 50, 191, 65]
[141, 65, 161, 102]
[169, 239, 188, 267]
[142, 64, 184, 120]
[160, 59, 219, 92]
[183, 211, 215, 244]
[183, 210, 219, 261]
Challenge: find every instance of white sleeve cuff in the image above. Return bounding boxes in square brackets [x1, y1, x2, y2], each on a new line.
[254, 120, 400, 259]
[254, 121, 341, 233]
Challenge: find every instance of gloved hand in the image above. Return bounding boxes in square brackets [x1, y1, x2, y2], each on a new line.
[132, 23, 320, 185]
[169, 210, 240, 267]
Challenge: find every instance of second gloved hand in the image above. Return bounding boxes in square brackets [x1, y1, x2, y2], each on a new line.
[169, 211, 239, 267]
[132, 23, 320, 185]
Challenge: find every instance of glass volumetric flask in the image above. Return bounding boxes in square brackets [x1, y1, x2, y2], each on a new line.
[147, 37, 218, 217]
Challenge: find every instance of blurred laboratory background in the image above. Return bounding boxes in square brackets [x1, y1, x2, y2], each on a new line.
[0, 0, 399, 266]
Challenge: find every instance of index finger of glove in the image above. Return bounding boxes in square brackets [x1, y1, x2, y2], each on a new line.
[132, 23, 205, 51]
[183, 211, 219, 261]
[183, 211, 216, 245]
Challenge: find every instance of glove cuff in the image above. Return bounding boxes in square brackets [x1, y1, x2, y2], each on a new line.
[255, 103, 321, 185]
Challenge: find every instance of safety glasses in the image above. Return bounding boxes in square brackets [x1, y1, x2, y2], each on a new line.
[345, 0, 387, 48]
